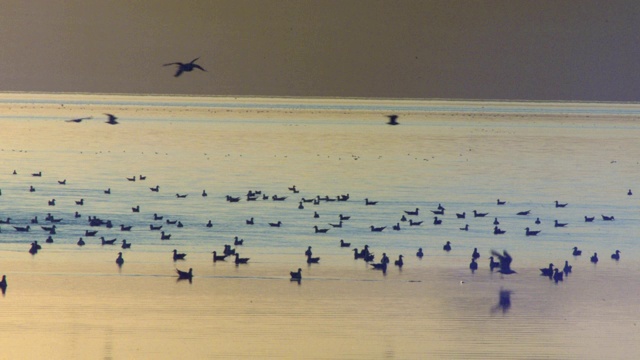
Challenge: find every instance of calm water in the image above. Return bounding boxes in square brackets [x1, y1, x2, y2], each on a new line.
[0, 94, 639, 358]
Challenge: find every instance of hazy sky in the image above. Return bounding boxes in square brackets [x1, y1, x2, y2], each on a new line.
[2, 1, 640, 101]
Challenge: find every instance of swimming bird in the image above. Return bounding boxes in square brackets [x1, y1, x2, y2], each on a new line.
[409, 219, 423, 226]
[202, 190, 208, 197]
[29, 185, 35, 192]
[104, 188, 111, 194]
[469, 258, 478, 272]
[404, 208, 419, 216]
[164, 57, 206, 77]
[77, 237, 85, 246]
[456, 212, 466, 219]
[364, 198, 378, 206]
[176, 268, 193, 280]
[116, 252, 124, 266]
[443, 241, 452, 252]
[431, 208, 445, 215]
[313, 212, 319, 219]
[0, 275, 7, 294]
[176, 193, 188, 198]
[601, 215, 615, 221]
[540, 263, 554, 278]
[554, 220, 568, 227]
[433, 217, 442, 225]
[120, 224, 132, 231]
[85, 230, 98, 236]
[269, 221, 282, 227]
[13, 225, 30, 232]
[370, 262, 387, 273]
[628, 189, 633, 196]
[150, 185, 159, 192]
[572, 246, 582, 256]
[29, 242, 39, 255]
[48, 199, 56, 206]
[328, 221, 343, 228]
[32, 171, 42, 177]
[290, 268, 302, 281]
[154, 213, 164, 221]
[590, 252, 599, 264]
[370, 225, 386, 232]
[472, 248, 480, 260]
[611, 250, 621, 261]
[212, 251, 227, 262]
[339, 239, 351, 247]
[489, 256, 500, 271]
[416, 248, 424, 258]
[246, 217, 254, 225]
[339, 214, 351, 221]
[553, 268, 563, 283]
[235, 253, 250, 264]
[491, 249, 516, 275]
[205, 220, 213, 228]
[525, 227, 541, 236]
[101, 237, 117, 245]
[380, 253, 390, 264]
[306, 253, 320, 264]
[493, 218, 500, 225]
[132, 205, 140, 212]
[149, 224, 162, 231]
[234, 236, 243, 246]
[386, 114, 399, 125]
[584, 216, 595, 222]
[516, 210, 531, 216]
[497, 199, 506, 205]
[75, 198, 84, 205]
[104, 113, 119, 125]
[160, 231, 171, 240]
[394, 255, 404, 267]
[172, 249, 186, 261]
[65, 116, 92, 123]
[555, 201, 568, 208]
[563, 260, 572, 276]
[392, 223, 401, 231]
[121, 239, 131, 249]
[58, 179, 67, 185]
[493, 226, 506, 235]
[473, 210, 488, 217]
[166, 219, 178, 225]
[535, 217, 541, 224]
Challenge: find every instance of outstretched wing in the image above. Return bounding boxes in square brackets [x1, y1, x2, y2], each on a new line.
[192, 64, 206, 72]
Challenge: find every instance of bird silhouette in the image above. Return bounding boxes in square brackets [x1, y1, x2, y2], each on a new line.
[386, 114, 399, 125]
[164, 57, 206, 77]
[104, 113, 119, 125]
[65, 116, 92, 123]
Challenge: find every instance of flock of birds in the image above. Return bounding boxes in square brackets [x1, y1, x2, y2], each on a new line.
[0, 164, 628, 292]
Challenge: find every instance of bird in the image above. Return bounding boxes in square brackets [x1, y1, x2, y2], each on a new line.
[473, 210, 488, 217]
[386, 114, 399, 125]
[364, 198, 378, 205]
[394, 255, 404, 267]
[101, 237, 117, 245]
[115, 252, 124, 266]
[77, 237, 85, 246]
[14, 225, 30, 232]
[489, 256, 500, 271]
[65, 116, 92, 123]
[290, 268, 302, 281]
[469, 258, 478, 272]
[516, 210, 531, 216]
[433, 217, 442, 225]
[160, 231, 171, 240]
[416, 248, 424, 258]
[409, 219, 423, 226]
[104, 113, 119, 125]
[235, 253, 250, 264]
[370, 225, 386, 232]
[150, 185, 160, 192]
[212, 251, 227, 262]
[268, 221, 282, 227]
[472, 248, 480, 260]
[525, 227, 541, 236]
[443, 241, 452, 252]
[121, 239, 132, 249]
[590, 252, 599, 264]
[306, 253, 320, 264]
[246, 217, 254, 225]
[553, 268, 564, 283]
[370, 262, 388, 272]
[540, 263, 554, 278]
[497, 199, 506, 205]
[493, 226, 506, 235]
[563, 260, 572, 276]
[584, 216, 595, 222]
[555, 201, 568, 208]
[233, 236, 243, 246]
[339, 214, 351, 221]
[176, 268, 193, 280]
[172, 249, 186, 261]
[404, 208, 419, 216]
[164, 57, 206, 77]
[611, 250, 621, 261]
[491, 250, 516, 275]
[120, 224, 132, 231]
[628, 189, 633, 196]
[572, 246, 582, 256]
[554, 220, 568, 227]
[313, 226, 330, 233]
[339, 239, 351, 247]
[0, 275, 7, 294]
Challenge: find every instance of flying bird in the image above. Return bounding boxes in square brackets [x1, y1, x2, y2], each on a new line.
[104, 113, 119, 125]
[386, 114, 399, 125]
[491, 249, 516, 275]
[65, 116, 93, 123]
[164, 57, 206, 77]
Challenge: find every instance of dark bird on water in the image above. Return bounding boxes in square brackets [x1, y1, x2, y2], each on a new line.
[611, 250, 621, 261]
[591, 252, 599, 264]
[104, 113, 119, 125]
[176, 268, 193, 280]
[164, 57, 206, 77]
[386, 114, 399, 125]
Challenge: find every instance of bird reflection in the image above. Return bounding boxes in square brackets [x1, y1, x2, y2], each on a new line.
[491, 288, 512, 314]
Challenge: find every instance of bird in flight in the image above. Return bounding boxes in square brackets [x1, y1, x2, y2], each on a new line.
[163, 57, 206, 77]
[104, 113, 119, 125]
[386, 114, 399, 125]
[65, 116, 93, 123]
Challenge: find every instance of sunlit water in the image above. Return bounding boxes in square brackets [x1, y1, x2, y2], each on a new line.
[0, 94, 639, 358]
